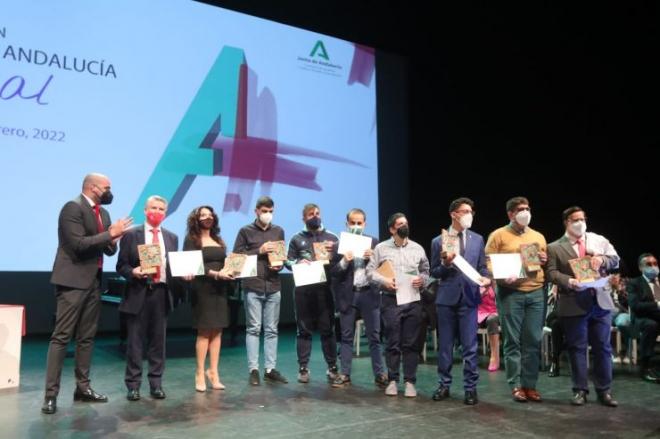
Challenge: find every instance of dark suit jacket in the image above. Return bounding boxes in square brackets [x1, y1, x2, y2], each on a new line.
[430, 229, 489, 308]
[546, 234, 618, 317]
[50, 195, 117, 289]
[116, 225, 179, 315]
[330, 235, 379, 313]
[627, 275, 659, 323]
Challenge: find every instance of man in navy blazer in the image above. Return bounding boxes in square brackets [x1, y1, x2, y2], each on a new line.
[329, 208, 387, 388]
[431, 197, 491, 405]
[116, 195, 179, 401]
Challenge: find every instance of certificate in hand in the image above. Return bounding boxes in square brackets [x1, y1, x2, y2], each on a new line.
[168, 250, 204, 277]
[395, 272, 420, 305]
[236, 255, 258, 278]
[452, 254, 486, 286]
[337, 232, 372, 256]
[489, 253, 524, 279]
[292, 260, 327, 287]
[138, 244, 161, 274]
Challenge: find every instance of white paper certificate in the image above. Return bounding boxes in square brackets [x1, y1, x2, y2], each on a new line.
[489, 253, 524, 279]
[337, 232, 372, 256]
[292, 260, 327, 286]
[453, 254, 485, 286]
[395, 272, 420, 305]
[236, 255, 258, 278]
[168, 250, 204, 277]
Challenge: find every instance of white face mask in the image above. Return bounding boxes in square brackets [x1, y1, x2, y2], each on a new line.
[348, 225, 364, 235]
[259, 212, 273, 225]
[515, 210, 531, 227]
[569, 220, 586, 237]
[459, 213, 473, 230]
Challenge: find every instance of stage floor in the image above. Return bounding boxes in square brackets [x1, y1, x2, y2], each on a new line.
[2, 330, 658, 438]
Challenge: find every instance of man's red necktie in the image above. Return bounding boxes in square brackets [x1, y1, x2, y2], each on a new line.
[152, 228, 161, 283]
[94, 205, 104, 268]
[577, 238, 586, 258]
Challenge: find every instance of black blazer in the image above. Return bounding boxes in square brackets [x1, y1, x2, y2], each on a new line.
[50, 195, 116, 290]
[627, 275, 658, 323]
[330, 235, 379, 313]
[116, 225, 179, 315]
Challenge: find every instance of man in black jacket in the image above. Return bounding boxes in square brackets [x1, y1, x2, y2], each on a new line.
[329, 208, 387, 388]
[627, 253, 660, 382]
[288, 203, 338, 384]
[43, 173, 132, 414]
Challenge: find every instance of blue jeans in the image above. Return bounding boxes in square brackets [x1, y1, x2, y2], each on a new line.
[498, 287, 545, 389]
[612, 312, 631, 355]
[245, 290, 281, 371]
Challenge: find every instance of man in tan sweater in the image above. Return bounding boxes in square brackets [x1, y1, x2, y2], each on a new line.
[485, 196, 547, 403]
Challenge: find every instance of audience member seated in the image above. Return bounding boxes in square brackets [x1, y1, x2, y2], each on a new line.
[477, 285, 500, 371]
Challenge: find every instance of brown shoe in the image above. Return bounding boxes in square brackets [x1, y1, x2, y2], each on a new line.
[522, 387, 542, 402]
[512, 387, 528, 402]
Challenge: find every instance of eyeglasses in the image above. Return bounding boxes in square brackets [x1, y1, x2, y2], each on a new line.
[455, 209, 474, 215]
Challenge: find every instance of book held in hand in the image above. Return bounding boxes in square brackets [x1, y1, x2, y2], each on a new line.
[313, 242, 331, 265]
[568, 256, 600, 283]
[225, 253, 248, 275]
[376, 260, 395, 279]
[137, 244, 161, 274]
[268, 240, 287, 267]
[520, 243, 542, 272]
[441, 229, 459, 254]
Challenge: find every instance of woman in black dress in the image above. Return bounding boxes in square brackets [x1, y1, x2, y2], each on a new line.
[184, 206, 234, 391]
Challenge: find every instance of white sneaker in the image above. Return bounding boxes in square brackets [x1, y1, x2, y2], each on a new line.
[613, 356, 622, 364]
[404, 382, 417, 398]
[385, 380, 398, 396]
[622, 356, 631, 365]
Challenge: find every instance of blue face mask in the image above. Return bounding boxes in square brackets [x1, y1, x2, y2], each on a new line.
[643, 266, 659, 280]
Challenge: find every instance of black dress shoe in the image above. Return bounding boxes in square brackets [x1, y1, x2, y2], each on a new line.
[432, 386, 450, 401]
[464, 390, 478, 405]
[571, 390, 587, 406]
[41, 396, 57, 414]
[73, 388, 108, 403]
[126, 389, 140, 401]
[597, 392, 618, 407]
[150, 388, 166, 399]
[548, 361, 560, 377]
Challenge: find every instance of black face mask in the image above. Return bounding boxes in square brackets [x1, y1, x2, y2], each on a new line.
[396, 225, 409, 239]
[306, 217, 322, 230]
[99, 190, 113, 205]
[198, 218, 214, 229]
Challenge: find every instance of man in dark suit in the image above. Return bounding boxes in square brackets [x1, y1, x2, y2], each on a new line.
[546, 206, 619, 407]
[329, 208, 387, 388]
[43, 173, 132, 414]
[627, 253, 660, 382]
[116, 195, 179, 401]
[430, 197, 491, 406]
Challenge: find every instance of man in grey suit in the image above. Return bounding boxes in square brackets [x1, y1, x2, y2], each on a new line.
[546, 206, 619, 407]
[42, 173, 132, 414]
